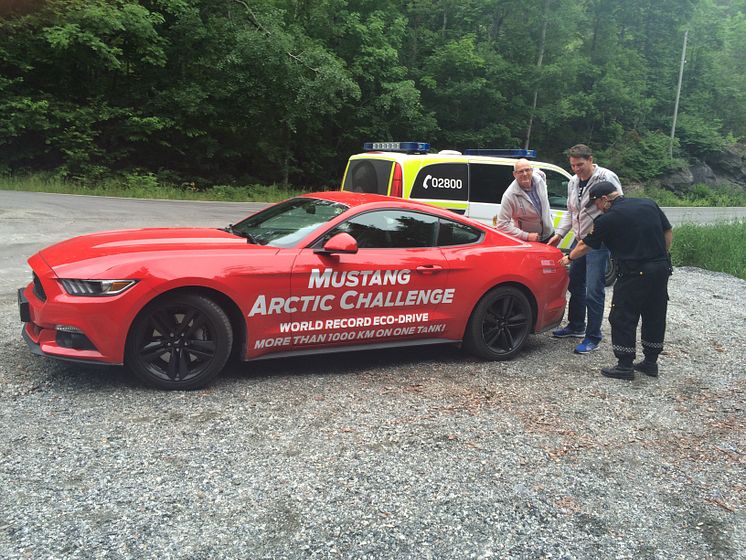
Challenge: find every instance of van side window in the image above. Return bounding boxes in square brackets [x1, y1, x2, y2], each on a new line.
[410, 163, 468, 201]
[469, 163, 514, 203]
[544, 169, 569, 209]
[343, 159, 393, 195]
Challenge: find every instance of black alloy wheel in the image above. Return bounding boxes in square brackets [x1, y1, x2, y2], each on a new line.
[605, 258, 618, 287]
[464, 286, 532, 361]
[126, 294, 233, 390]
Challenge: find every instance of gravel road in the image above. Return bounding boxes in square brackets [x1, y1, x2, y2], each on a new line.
[0, 192, 744, 559]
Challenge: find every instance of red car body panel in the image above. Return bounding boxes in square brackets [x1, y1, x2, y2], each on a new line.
[21, 192, 568, 367]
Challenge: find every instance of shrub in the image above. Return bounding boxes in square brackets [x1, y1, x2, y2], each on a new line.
[640, 184, 746, 207]
[599, 131, 683, 182]
[675, 114, 727, 155]
[670, 221, 746, 280]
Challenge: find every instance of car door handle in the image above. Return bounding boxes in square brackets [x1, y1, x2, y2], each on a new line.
[415, 265, 443, 274]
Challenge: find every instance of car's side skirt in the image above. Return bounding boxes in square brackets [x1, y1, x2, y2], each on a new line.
[244, 338, 458, 362]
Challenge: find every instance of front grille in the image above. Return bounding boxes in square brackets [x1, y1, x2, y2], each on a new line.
[32, 273, 47, 302]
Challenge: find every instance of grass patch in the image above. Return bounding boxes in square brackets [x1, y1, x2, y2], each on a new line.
[671, 221, 746, 280]
[0, 174, 310, 202]
[641, 184, 746, 207]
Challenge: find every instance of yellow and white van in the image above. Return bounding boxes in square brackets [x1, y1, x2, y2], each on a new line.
[341, 142, 618, 285]
[341, 142, 573, 248]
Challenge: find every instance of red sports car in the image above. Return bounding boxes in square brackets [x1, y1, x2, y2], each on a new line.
[19, 192, 568, 390]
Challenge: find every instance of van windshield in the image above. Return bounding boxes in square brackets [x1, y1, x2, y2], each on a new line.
[342, 159, 393, 195]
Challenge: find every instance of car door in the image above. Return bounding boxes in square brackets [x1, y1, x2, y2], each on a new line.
[288, 209, 453, 350]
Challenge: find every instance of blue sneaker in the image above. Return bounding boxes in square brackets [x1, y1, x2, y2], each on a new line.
[552, 326, 585, 338]
[574, 338, 600, 354]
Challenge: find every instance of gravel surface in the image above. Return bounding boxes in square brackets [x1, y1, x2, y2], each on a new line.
[0, 193, 744, 559]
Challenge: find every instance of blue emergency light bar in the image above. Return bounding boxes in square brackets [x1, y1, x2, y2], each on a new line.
[363, 141, 430, 153]
[464, 148, 537, 158]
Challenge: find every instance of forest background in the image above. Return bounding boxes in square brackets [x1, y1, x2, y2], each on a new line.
[1, 0, 745, 193]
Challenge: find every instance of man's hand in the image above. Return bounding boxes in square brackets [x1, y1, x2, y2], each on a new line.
[547, 235, 561, 247]
[559, 255, 572, 267]
[527, 233, 539, 242]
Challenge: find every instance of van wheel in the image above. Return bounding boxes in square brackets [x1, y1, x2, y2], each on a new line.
[464, 286, 532, 361]
[125, 294, 233, 390]
[605, 258, 618, 287]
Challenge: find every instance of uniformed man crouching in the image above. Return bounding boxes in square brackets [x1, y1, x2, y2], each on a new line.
[558, 181, 673, 380]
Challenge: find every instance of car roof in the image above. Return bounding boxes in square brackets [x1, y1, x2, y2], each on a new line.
[300, 190, 394, 207]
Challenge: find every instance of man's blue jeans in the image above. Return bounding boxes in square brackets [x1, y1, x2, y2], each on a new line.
[566, 243, 609, 343]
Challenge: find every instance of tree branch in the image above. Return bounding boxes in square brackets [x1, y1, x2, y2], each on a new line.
[233, 0, 319, 73]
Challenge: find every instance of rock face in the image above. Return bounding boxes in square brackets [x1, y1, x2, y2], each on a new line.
[707, 145, 746, 181]
[660, 167, 695, 192]
[659, 144, 746, 192]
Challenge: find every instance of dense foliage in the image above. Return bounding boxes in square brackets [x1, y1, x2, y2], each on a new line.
[1, 0, 745, 188]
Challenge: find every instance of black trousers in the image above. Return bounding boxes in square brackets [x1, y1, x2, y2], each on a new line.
[609, 260, 671, 366]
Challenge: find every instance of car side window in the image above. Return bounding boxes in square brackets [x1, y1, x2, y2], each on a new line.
[331, 210, 439, 248]
[468, 163, 514, 203]
[437, 218, 483, 246]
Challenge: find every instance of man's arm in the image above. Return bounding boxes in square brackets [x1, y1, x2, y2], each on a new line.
[600, 169, 623, 195]
[558, 240, 593, 266]
[664, 228, 672, 251]
[494, 194, 531, 240]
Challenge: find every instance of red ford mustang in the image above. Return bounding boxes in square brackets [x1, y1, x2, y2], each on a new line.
[19, 192, 568, 390]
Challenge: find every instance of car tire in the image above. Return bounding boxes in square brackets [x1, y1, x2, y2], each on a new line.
[464, 286, 532, 361]
[125, 294, 233, 390]
[605, 258, 618, 287]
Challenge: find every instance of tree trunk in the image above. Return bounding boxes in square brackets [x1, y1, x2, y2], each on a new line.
[282, 126, 291, 187]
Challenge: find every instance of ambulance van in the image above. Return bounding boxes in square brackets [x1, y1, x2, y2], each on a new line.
[341, 141, 617, 284]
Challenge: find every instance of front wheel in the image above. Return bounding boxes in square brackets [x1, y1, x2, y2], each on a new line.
[125, 294, 233, 390]
[463, 286, 532, 361]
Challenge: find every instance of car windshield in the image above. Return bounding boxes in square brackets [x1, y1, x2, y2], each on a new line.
[229, 197, 349, 247]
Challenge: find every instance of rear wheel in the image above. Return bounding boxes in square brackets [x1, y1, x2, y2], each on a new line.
[464, 286, 532, 361]
[605, 258, 618, 287]
[125, 294, 233, 390]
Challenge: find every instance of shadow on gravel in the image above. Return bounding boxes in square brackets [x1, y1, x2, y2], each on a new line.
[35, 361, 138, 391]
[221, 343, 467, 384]
[15, 334, 552, 392]
[19, 346, 468, 393]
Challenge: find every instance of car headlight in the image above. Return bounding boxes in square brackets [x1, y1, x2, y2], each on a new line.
[58, 279, 138, 297]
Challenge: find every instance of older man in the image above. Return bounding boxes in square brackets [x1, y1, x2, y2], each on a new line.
[494, 159, 554, 243]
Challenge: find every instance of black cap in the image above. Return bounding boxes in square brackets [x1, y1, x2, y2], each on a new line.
[585, 181, 618, 208]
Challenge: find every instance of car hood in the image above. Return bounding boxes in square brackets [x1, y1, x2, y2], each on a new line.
[37, 227, 265, 270]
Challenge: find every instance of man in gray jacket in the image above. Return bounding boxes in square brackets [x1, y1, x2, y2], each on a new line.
[495, 159, 554, 242]
[548, 144, 622, 355]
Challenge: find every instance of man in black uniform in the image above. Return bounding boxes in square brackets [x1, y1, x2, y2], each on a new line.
[558, 181, 673, 380]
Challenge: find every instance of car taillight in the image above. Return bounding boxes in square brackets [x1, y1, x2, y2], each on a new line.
[391, 163, 403, 198]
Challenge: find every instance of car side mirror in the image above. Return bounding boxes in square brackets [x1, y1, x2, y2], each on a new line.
[315, 232, 358, 255]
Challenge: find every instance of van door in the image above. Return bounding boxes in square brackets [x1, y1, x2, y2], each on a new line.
[542, 168, 574, 250]
[464, 162, 514, 226]
[342, 158, 395, 195]
[408, 162, 469, 214]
